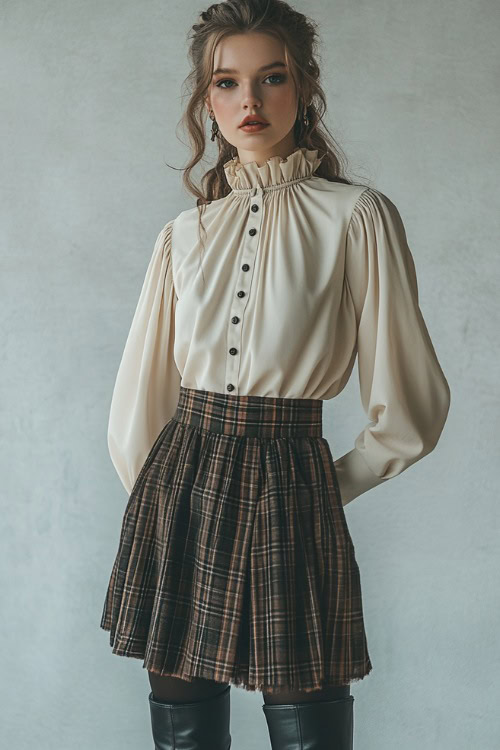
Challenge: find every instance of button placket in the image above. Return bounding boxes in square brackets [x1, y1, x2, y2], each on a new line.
[225, 186, 264, 393]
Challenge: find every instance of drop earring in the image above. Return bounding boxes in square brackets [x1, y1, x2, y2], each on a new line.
[209, 110, 220, 141]
[302, 102, 309, 128]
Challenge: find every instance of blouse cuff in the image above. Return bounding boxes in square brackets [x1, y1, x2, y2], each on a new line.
[333, 448, 387, 506]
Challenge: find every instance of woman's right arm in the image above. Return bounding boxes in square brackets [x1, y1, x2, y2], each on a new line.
[107, 219, 181, 495]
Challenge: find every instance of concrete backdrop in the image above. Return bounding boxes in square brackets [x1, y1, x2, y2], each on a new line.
[1, 1, 499, 748]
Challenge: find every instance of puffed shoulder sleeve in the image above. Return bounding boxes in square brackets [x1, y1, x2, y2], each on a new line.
[107, 220, 181, 495]
[334, 187, 451, 506]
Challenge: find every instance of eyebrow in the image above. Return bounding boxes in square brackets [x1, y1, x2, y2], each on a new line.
[212, 61, 287, 77]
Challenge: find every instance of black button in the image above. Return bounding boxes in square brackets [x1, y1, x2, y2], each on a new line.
[251, 204, 259, 212]
[231, 316, 240, 324]
[249, 228, 257, 236]
[237, 290, 245, 298]
[227, 383, 234, 392]
[242, 263, 250, 271]
[229, 347, 237, 355]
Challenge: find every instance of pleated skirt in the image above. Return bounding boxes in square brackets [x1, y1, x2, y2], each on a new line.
[100, 386, 373, 693]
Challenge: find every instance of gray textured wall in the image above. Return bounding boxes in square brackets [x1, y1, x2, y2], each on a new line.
[1, 1, 499, 748]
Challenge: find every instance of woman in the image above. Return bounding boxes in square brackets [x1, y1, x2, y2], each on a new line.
[100, 1, 451, 748]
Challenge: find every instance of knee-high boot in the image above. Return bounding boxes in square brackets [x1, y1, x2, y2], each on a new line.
[262, 694, 354, 750]
[148, 684, 231, 749]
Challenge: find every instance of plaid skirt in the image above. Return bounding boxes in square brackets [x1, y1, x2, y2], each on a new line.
[100, 386, 373, 694]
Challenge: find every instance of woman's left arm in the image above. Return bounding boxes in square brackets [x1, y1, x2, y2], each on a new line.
[334, 187, 451, 505]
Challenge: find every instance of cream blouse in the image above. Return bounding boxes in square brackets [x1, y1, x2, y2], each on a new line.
[107, 146, 451, 505]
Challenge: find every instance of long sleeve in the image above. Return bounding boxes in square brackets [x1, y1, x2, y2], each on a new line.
[107, 220, 181, 495]
[334, 187, 451, 506]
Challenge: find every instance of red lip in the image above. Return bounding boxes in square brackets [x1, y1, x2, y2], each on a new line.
[239, 115, 269, 127]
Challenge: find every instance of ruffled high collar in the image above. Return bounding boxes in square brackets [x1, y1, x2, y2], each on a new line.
[223, 146, 325, 193]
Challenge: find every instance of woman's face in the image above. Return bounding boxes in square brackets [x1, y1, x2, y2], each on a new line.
[205, 32, 299, 166]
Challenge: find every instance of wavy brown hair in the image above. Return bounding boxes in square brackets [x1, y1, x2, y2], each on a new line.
[169, 0, 368, 262]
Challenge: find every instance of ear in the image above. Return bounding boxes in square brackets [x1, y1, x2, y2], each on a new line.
[204, 96, 212, 114]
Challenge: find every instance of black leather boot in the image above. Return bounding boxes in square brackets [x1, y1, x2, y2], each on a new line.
[148, 684, 231, 749]
[262, 694, 354, 750]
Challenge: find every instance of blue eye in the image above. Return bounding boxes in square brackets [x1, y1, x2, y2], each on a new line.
[215, 73, 286, 89]
[266, 74, 286, 84]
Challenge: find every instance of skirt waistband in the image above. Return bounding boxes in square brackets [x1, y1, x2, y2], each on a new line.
[173, 387, 323, 437]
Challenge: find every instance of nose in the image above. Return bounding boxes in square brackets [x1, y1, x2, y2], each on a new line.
[239, 83, 263, 110]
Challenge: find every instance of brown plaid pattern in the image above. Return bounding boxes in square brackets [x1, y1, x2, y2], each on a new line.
[100, 386, 373, 693]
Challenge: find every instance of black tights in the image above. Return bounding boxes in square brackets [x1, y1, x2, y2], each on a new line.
[147, 672, 350, 705]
